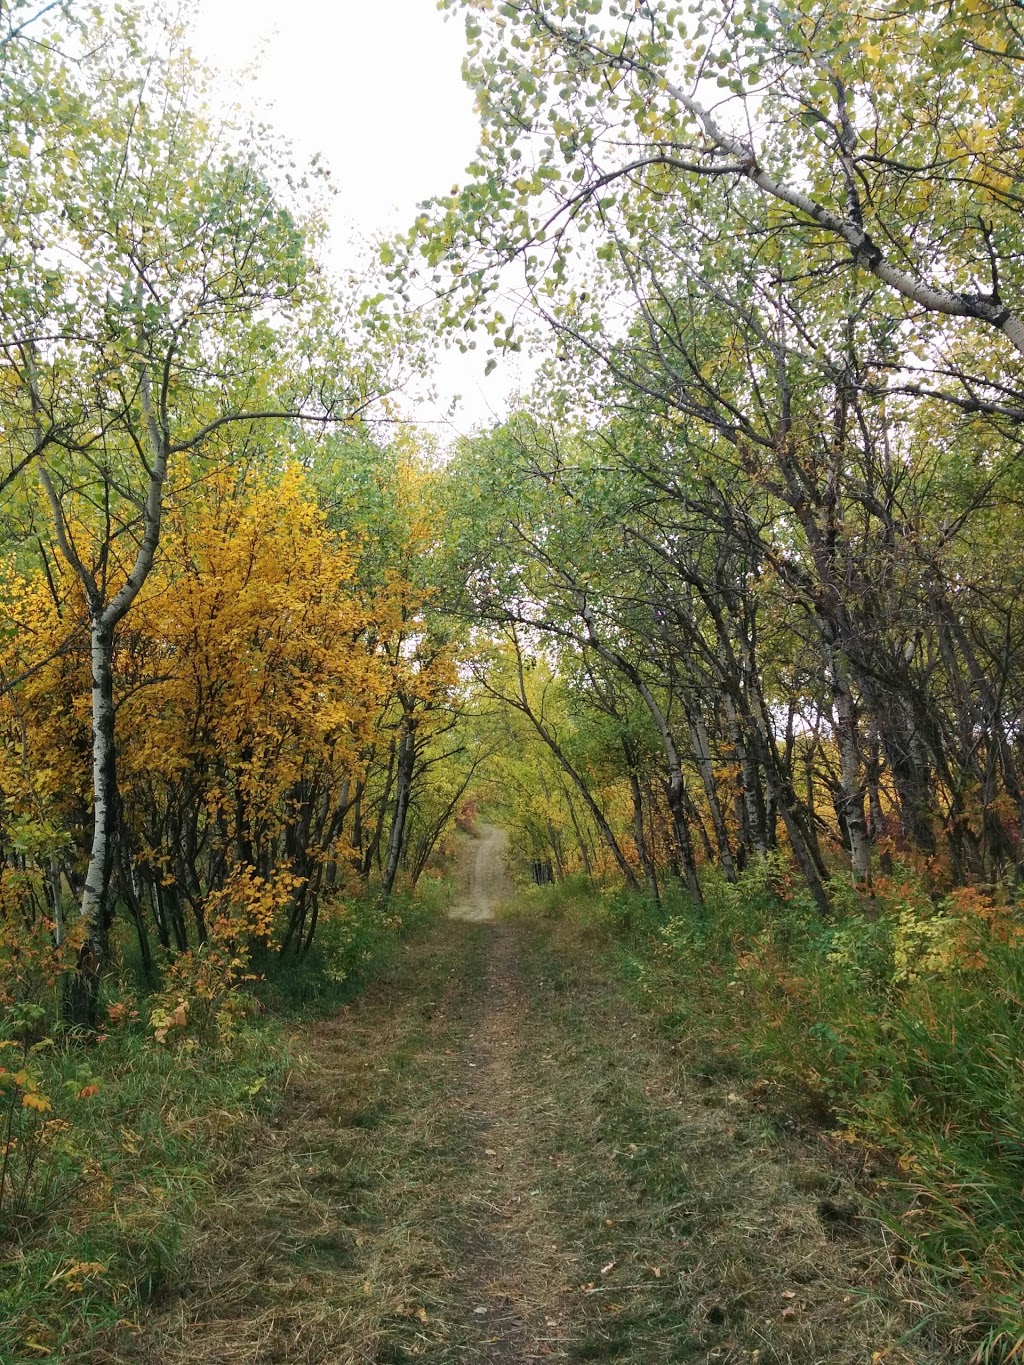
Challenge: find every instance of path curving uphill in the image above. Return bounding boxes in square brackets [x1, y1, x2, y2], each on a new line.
[448, 823, 513, 922]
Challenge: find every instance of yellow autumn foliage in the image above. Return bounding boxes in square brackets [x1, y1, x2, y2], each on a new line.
[0, 459, 456, 989]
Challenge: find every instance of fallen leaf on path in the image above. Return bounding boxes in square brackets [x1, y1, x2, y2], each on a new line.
[416, 1307, 429, 1324]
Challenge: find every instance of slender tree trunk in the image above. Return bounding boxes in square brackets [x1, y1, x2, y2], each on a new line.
[117, 840, 155, 984]
[362, 744, 397, 880]
[409, 765, 479, 888]
[48, 858, 65, 947]
[874, 700, 935, 851]
[665, 775, 703, 906]
[505, 638, 640, 890]
[302, 896, 321, 954]
[65, 617, 118, 1026]
[39, 347, 169, 1026]
[380, 722, 416, 901]
[725, 694, 768, 858]
[557, 774, 594, 876]
[630, 771, 660, 903]
[831, 655, 872, 886]
[743, 667, 831, 915]
[686, 705, 737, 881]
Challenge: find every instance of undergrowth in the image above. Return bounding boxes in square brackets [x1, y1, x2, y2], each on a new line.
[255, 877, 450, 1015]
[521, 860, 1024, 1363]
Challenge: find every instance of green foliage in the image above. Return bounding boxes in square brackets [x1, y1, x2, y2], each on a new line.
[502, 870, 596, 920]
[257, 884, 448, 1015]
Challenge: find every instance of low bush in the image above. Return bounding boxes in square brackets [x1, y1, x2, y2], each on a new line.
[257, 882, 448, 1014]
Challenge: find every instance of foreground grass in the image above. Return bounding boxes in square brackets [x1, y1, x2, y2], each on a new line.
[0, 887, 443, 1363]
[0, 1024, 289, 1362]
[89, 909, 952, 1364]
[524, 865, 1024, 1362]
[508, 911, 950, 1365]
[95, 919, 495, 1363]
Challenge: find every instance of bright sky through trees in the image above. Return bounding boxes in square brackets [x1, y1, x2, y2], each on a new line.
[190, 0, 522, 434]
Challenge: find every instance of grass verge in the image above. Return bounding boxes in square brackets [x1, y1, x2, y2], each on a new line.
[0, 1022, 288, 1362]
[94, 918, 494, 1363]
[507, 908, 953, 1365]
[515, 863, 1024, 1362]
[1, 885, 447, 1363]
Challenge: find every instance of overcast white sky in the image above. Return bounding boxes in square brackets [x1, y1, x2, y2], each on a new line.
[190, 0, 528, 436]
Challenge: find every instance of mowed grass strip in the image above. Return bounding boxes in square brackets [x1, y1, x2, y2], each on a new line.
[93, 923, 490, 1364]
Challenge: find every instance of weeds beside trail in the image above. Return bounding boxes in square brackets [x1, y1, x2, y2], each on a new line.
[94, 909, 951, 1365]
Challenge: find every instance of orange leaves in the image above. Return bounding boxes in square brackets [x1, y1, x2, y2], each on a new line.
[149, 864, 303, 1047]
[0, 907, 83, 1003]
[207, 865, 302, 945]
[2, 450, 452, 995]
[151, 1000, 188, 1045]
[45, 1260, 106, 1293]
[105, 999, 140, 1028]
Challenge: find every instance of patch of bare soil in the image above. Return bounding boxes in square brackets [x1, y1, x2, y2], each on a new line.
[448, 824, 514, 922]
[89, 888, 957, 1365]
[446, 923, 576, 1361]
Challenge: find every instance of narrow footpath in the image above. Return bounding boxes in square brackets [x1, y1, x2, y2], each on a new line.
[96, 833, 950, 1365]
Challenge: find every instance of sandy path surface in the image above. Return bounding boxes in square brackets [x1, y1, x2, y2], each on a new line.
[448, 823, 513, 921]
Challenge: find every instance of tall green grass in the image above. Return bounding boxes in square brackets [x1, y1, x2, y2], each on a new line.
[0, 1020, 288, 1361]
[529, 860, 1024, 1361]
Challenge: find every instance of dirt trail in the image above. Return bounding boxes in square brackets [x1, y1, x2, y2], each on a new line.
[98, 859, 952, 1365]
[448, 824, 513, 922]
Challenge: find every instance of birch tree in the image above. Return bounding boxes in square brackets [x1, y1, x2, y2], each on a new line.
[2, 8, 382, 1022]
